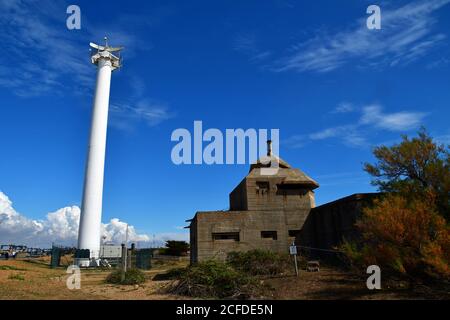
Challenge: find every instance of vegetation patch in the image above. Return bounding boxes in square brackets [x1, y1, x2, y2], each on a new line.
[106, 268, 146, 285]
[166, 260, 261, 299]
[0, 265, 27, 271]
[227, 249, 291, 276]
[342, 129, 450, 284]
[8, 273, 25, 281]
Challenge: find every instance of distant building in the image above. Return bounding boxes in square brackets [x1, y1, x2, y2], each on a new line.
[187, 141, 319, 263]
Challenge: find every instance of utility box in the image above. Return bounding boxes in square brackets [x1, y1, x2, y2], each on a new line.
[100, 245, 122, 259]
[135, 249, 152, 270]
[50, 246, 62, 268]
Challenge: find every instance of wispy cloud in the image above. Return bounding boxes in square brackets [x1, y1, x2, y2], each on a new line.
[0, 0, 94, 96]
[0, 1, 174, 128]
[284, 103, 427, 148]
[314, 171, 370, 187]
[284, 124, 366, 148]
[0, 0, 156, 97]
[233, 32, 272, 63]
[331, 102, 355, 114]
[360, 104, 427, 131]
[109, 75, 174, 130]
[274, 0, 450, 73]
[110, 101, 173, 130]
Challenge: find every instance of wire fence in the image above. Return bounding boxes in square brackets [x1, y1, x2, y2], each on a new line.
[294, 245, 346, 265]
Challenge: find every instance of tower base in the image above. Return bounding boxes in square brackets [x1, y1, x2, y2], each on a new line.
[74, 258, 100, 268]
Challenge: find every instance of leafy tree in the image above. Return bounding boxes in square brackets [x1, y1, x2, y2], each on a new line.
[165, 240, 189, 256]
[364, 128, 450, 220]
[342, 129, 450, 282]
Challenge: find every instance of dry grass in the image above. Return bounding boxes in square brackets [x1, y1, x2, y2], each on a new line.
[1, 257, 446, 300]
[0, 257, 189, 300]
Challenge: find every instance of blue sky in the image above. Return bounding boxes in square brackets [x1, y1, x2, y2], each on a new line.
[0, 0, 449, 246]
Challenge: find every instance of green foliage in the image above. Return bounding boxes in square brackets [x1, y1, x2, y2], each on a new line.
[160, 267, 187, 280]
[364, 128, 450, 220]
[106, 268, 146, 285]
[166, 249, 291, 298]
[164, 241, 190, 256]
[227, 249, 290, 276]
[0, 265, 27, 271]
[343, 130, 450, 283]
[167, 260, 259, 298]
[8, 273, 25, 281]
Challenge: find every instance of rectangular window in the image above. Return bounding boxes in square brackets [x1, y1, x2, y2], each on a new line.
[212, 232, 240, 241]
[288, 230, 300, 237]
[261, 231, 277, 240]
[256, 181, 270, 195]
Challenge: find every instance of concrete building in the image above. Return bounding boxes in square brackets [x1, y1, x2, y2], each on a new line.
[186, 141, 383, 263]
[297, 193, 380, 257]
[187, 141, 319, 263]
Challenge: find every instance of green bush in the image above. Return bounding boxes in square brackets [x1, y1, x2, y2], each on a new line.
[167, 260, 258, 298]
[106, 268, 146, 285]
[0, 266, 27, 271]
[8, 273, 25, 281]
[227, 249, 290, 276]
[164, 241, 190, 256]
[163, 267, 187, 279]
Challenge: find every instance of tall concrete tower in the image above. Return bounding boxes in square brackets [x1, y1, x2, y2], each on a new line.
[76, 38, 123, 267]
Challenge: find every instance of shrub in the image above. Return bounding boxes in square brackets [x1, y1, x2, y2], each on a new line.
[106, 268, 146, 285]
[167, 260, 258, 298]
[164, 241, 190, 256]
[227, 249, 290, 276]
[163, 267, 187, 279]
[341, 194, 450, 281]
[8, 273, 25, 281]
[0, 266, 26, 271]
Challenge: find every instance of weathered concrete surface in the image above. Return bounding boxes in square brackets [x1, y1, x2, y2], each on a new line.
[188, 152, 319, 263]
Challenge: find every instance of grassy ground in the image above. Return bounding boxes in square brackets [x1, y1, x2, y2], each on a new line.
[0, 257, 447, 300]
[0, 256, 188, 300]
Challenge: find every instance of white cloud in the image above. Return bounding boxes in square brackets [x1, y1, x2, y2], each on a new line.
[284, 104, 426, 149]
[101, 218, 150, 244]
[274, 0, 450, 73]
[0, 1, 157, 98]
[109, 75, 174, 130]
[0, 191, 186, 248]
[332, 102, 355, 114]
[360, 105, 427, 131]
[0, 1, 93, 96]
[110, 100, 173, 130]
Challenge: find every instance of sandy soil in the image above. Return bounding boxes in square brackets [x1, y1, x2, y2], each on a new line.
[263, 267, 449, 300]
[0, 257, 447, 300]
[0, 257, 186, 300]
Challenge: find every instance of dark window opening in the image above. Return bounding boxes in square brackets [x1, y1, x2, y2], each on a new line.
[212, 232, 240, 241]
[277, 184, 304, 190]
[276, 184, 307, 196]
[256, 181, 270, 195]
[288, 230, 301, 237]
[261, 231, 277, 240]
